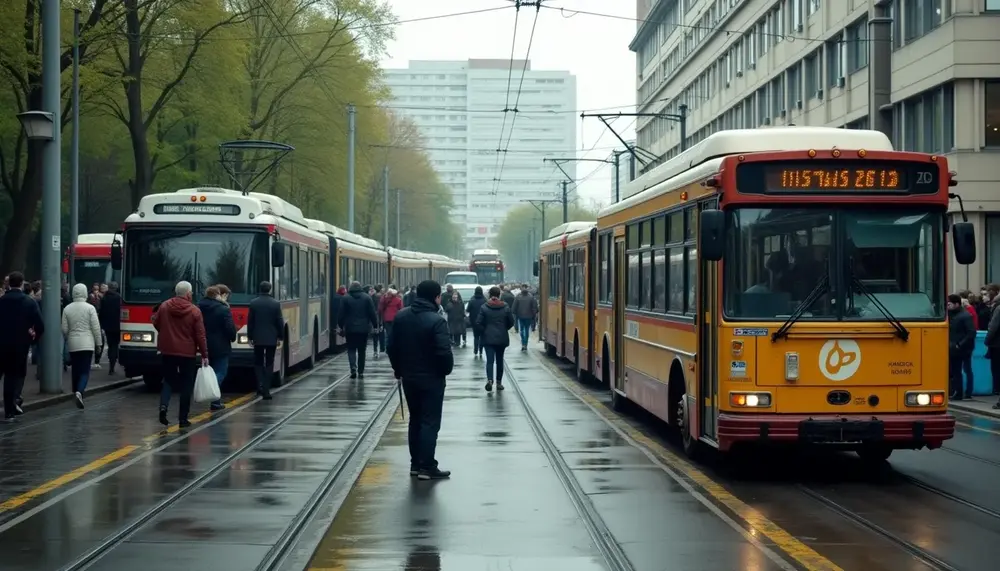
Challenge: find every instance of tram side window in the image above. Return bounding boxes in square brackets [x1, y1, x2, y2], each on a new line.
[567, 248, 585, 304]
[597, 234, 611, 304]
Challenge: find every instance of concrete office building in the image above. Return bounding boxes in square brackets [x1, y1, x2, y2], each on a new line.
[383, 60, 577, 254]
[629, 0, 1000, 289]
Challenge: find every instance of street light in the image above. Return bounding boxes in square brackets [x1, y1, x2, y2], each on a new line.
[17, 111, 55, 141]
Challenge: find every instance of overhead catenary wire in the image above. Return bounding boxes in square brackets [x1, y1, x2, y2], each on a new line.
[491, 2, 542, 201]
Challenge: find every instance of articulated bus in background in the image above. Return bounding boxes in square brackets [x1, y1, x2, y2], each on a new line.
[469, 248, 504, 285]
[536, 127, 976, 462]
[114, 188, 331, 390]
[63, 233, 120, 286]
[539, 222, 596, 376]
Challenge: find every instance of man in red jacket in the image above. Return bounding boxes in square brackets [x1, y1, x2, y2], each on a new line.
[379, 287, 404, 352]
[152, 280, 208, 428]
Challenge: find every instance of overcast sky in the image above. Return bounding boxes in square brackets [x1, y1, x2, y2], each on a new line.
[380, 0, 637, 209]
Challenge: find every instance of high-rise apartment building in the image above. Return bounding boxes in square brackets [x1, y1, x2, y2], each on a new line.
[629, 0, 1000, 289]
[383, 60, 577, 255]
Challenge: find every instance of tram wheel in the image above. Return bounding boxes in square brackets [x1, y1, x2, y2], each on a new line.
[679, 396, 701, 460]
[610, 387, 628, 412]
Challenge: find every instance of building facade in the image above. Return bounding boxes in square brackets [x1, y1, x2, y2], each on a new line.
[383, 60, 577, 255]
[609, 140, 638, 204]
[629, 0, 1000, 290]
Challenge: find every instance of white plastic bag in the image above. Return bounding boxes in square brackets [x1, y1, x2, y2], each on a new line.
[193, 365, 221, 403]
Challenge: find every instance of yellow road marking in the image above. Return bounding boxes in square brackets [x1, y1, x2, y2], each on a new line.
[0, 391, 257, 514]
[533, 357, 844, 571]
[0, 445, 138, 512]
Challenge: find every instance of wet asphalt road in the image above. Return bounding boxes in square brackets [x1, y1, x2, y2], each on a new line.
[4, 338, 1000, 570]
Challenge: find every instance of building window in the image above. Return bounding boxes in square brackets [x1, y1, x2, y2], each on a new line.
[987, 216, 1000, 284]
[901, 83, 955, 154]
[989, 0, 1000, 11]
[903, 0, 946, 43]
[787, 62, 802, 110]
[791, 0, 803, 31]
[987, 81, 1000, 147]
[805, 50, 820, 98]
[827, 35, 845, 87]
[808, 0, 820, 16]
[847, 18, 869, 73]
[771, 76, 784, 118]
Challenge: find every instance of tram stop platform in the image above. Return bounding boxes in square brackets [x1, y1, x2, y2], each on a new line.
[302, 342, 791, 571]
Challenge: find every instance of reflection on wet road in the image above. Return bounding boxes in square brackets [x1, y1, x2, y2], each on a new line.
[0, 354, 398, 571]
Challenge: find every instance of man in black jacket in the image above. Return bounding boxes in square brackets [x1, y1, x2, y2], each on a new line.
[949, 293, 976, 400]
[98, 282, 123, 375]
[0, 272, 44, 421]
[387, 280, 453, 480]
[248, 281, 284, 399]
[338, 281, 378, 379]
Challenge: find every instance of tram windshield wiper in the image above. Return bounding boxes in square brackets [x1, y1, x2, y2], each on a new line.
[771, 274, 830, 342]
[849, 274, 910, 341]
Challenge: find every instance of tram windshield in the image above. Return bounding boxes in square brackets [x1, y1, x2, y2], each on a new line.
[73, 259, 119, 287]
[723, 207, 944, 321]
[123, 228, 270, 304]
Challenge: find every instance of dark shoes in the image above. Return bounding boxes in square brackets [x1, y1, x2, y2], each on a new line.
[417, 467, 451, 480]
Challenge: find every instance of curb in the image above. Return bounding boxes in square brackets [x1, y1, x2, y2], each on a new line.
[11, 377, 142, 413]
[949, 400, 1000, 420]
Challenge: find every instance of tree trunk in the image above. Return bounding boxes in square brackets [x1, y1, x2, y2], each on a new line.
[125, 2, 152, 209]
[0, 146, 43, 276]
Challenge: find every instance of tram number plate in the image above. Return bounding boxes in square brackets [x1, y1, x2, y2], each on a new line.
[798, 420, 884, 444]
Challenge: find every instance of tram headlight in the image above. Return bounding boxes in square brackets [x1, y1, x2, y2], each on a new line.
[121, 330, 154, 343]
[905, 391, 945, 407]
[237, 333, 250, 344]
[785, 352, 800, 381]
[729, 392, 772, 408]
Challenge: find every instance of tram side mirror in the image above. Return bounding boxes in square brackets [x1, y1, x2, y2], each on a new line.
[699, 209, 725, 261]
[532, 260, 539, 277]
[110, 243, 122, 271]
[952, 221, 976, 265]
[271, 242, 285, 268]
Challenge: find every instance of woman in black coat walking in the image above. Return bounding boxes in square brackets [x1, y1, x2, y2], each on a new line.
[466, 286, 487, 358]
[475, 286, 515, 392]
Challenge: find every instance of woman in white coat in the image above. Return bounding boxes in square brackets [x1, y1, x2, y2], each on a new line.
[62, 283, 102, 409]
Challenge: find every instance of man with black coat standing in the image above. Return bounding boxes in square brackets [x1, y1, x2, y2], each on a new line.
[338, 281, 378, 379]
[949, 293, 976, 400]
[0, 272, 43, 421]
[387, 280, 454, 480]
[248, 281, 284, 399]
[98, 282, 123, 375]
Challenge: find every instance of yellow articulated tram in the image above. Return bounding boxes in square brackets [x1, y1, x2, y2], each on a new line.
[537, 127, 976, 461]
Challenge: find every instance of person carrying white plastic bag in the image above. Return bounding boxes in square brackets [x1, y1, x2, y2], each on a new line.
[193, 365, 221, 403]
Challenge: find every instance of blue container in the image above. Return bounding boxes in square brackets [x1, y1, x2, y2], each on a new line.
[969, 331, 994, 396]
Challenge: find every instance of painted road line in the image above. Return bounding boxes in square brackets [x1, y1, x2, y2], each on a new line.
[0, 357, 341, 531]
[0, 356, 342, 516]
[0, 446, 138, 512]
[533, 355, 843, 571]
[956, 420, 1000, 437]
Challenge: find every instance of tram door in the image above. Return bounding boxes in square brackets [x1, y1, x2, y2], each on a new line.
[539, 255, 548, 342]
[698, 200, 719, 440]
[612, 237, 626, 393]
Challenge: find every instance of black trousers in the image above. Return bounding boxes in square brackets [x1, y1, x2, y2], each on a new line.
[161, 355, 197, 421]
[402, 381, 445, 471]
[991, 347, 1000, 395]
[106, 333, 120, 370]
[0, 346, 27, 418]
[345, 333, 368, 374]
[254, 345, 277, 393]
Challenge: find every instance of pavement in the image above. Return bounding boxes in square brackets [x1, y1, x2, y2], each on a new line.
[949, 395, 1000, 419]
[1, 354, 139, 414]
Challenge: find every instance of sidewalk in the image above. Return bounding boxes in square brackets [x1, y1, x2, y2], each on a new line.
[950, 396, 1000, 420]
[0, 355, 139, 413]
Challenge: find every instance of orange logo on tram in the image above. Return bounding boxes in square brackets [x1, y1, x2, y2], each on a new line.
[818, 340, 862, 381]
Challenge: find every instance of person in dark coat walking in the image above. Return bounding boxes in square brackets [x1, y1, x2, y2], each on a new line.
[403, 285, 416, 307]
[444, 290, 466, 347]
[247, 281, 284, 399]
[199, 285, 237, 410]
[387, 280, 453, 480]
[949, 293, 976, 400]
[338, 281, 378, 379]
[465, 287, 487, 358]
[476, 286, 515, 392]
[97, 281, 123, 375]
[0, 272, 44, 421]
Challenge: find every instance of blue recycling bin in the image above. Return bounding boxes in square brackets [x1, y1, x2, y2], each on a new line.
[969, 331, 994, 396]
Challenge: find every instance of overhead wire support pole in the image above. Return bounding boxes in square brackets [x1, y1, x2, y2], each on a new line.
[69, 9, 81, 286]
[347, 103, 356, 232]
[543, 156, 613, 219]
[383, 165, 389, 246]
[581, 105, 690, 167]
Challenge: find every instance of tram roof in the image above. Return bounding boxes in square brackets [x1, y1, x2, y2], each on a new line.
[546, 221, 596, 239]
[602, 127, 896, 217]
[75, 233, 116, 245]
[304, 219, 384, 250]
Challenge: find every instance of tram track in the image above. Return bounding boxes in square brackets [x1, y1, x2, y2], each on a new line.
[797, 484, 959, 571]
[940, 444, 1000, 468]
[58, 356, 397, 571]
[503, 362, 637, 571]
[895, 472, 1000, 522]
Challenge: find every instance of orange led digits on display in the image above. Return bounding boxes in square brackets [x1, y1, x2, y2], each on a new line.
[776, 167, 902, 190]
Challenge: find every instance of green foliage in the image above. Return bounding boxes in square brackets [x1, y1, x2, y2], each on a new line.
[495, 202, 597, 282]
[0, 0, 460, 275]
